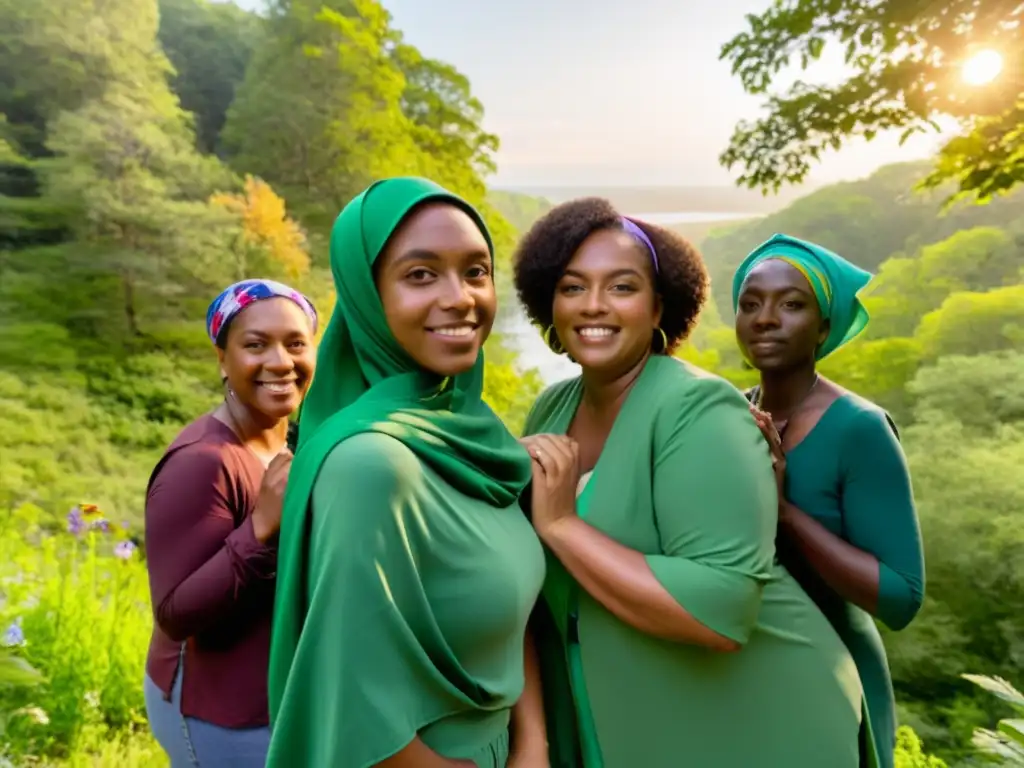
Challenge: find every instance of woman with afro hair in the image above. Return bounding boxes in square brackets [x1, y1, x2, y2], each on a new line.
[513, 197, 867, 767]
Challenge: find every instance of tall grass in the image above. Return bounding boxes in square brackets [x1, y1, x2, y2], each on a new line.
[0, 503, 165, 766]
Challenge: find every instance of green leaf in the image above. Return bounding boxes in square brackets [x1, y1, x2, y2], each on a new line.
[0, 652, 44, 688]
[998, 719, 1024, 748]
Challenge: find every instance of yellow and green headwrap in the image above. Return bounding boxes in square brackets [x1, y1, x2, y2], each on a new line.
[731, 233, 873, 360]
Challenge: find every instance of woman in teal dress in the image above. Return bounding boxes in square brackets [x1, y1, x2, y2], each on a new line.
[266, 177, 548, 767]
[733, 233, 926, 768]
[511, 198, 866, 767]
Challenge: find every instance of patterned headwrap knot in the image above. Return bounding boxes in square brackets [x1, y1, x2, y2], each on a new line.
[206, 279, 318, 346]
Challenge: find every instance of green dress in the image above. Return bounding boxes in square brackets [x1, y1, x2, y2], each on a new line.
[778, 394, 925, 768]
[268, 430, 545, 767]
[525, 355, 867, 768]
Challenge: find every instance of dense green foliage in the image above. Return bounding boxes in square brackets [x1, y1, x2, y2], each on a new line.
[720, 0, 1023, 203]
[0, 0, 542, 535]
[0, 0, 1019, 766]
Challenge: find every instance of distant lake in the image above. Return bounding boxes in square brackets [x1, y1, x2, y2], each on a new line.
[500, 210, 759, 383]
[625, 211, 759, 225]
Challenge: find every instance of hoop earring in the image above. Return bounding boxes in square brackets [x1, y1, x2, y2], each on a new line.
[543, 325, 565, 355]
[653, 327, 669, 354]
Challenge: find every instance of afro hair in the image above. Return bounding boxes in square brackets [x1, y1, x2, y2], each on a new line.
[512, 197, 708, 353]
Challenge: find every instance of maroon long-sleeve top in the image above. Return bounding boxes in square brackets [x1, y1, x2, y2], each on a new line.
[144, 414, 277, 728]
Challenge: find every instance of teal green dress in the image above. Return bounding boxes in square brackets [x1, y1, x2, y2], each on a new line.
[525, 356, 867, 768]
[778, 393, 925, 768]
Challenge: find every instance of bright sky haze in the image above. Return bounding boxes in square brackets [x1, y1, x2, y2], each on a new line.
[228, 0, 950, 190]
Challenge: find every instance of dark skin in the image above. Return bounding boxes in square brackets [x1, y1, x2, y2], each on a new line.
[371, 203, 547, 768]
[522, 229, 740, 653]
[213, 297, 316, 544]
[735, 258, 880, 616]
[375, 202, 496, 379]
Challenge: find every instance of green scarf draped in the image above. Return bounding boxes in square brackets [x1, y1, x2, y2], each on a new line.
[731, 233, 873, 360]
[267, 176, 533, 729]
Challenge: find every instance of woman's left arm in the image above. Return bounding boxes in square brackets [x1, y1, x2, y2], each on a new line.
[779, 408, 925, 630]
[508, 626, 549, 767]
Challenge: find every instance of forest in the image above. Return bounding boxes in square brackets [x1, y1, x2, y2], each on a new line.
[0, 0, 1021, 766]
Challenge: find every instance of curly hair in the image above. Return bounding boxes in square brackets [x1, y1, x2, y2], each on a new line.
[512, 197, 708, 353]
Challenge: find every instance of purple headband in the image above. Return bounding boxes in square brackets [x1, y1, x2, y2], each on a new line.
[621, 217, 659, 274]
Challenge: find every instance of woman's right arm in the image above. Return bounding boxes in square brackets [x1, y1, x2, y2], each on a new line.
[145, 445, 279, 642]
[531, 378, 777, 652]
[777, 407, 925, 629]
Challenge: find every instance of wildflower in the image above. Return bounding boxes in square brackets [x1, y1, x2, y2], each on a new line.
[80, 504, 103, 522]
[90, 519, 110, 533]
[3, 618, 24, 647]
[66, 507, 84, 536]
[113, 540, 136, 560]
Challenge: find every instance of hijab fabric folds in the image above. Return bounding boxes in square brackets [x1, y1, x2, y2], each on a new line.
[731, 233, 873, 360]
[267, 177, 533, 743]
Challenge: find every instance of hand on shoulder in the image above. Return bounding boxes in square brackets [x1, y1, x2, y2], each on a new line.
[521, 434, 580, 542]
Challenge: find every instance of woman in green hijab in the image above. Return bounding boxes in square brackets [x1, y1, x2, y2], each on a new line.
[513, 200, 866, 767]
[266, 177, 547, 768]
[733, 233, 926, 768]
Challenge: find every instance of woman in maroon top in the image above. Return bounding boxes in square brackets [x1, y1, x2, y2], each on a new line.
[143, 279, 318, 767]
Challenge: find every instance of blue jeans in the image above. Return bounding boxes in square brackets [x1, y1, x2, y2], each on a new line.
[143, 650, 269, 767]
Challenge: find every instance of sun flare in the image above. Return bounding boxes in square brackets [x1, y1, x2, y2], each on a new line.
[962, 49, 1003, 86]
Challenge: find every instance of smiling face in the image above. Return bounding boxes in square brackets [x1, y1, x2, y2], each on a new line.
[734, 259, 829, 372]
[552, 228, 662, 377]
[374, 202, 496, 378]
[217, 297, 316, 422]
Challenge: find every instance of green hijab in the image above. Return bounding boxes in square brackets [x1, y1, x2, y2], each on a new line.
[267, 177, 533, 724]
[731, 233, 873, 360]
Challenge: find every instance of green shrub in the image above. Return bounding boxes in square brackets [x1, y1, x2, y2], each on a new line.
[896, 725, 949, 767]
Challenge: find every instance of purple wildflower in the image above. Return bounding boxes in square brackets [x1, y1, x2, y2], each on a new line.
[90, 519, 110, 533]
[113, 541, 136, 560]
[66, 506, 84, 536]
[3, 619, 24, 647]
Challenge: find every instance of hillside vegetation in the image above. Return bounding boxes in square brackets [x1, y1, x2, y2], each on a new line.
[0, 0, 545, 536]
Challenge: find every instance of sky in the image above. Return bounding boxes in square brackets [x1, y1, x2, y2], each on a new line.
[229, 0, 951, 190]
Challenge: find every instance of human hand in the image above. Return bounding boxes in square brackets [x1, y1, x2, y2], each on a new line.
[749, 405, 786, 505]
[523, 434, 580, 541]
[251, 449, 292, 543]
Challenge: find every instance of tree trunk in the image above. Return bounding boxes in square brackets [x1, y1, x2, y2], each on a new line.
[122, 268, 140, 337]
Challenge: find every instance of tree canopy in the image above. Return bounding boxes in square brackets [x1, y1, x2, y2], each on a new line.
[719, 0, 1023, 203]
